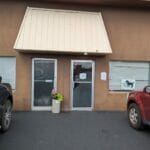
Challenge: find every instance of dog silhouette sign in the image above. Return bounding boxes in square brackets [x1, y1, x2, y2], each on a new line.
[121, 79, 136, 90]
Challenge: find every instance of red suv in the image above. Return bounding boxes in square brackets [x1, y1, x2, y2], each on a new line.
[127, 86, 150, 129]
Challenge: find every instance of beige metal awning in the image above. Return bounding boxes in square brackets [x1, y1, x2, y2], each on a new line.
[14, 7, 112, 54]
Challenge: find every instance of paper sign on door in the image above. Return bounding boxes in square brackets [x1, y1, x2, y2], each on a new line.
[79, 73, 87, 80]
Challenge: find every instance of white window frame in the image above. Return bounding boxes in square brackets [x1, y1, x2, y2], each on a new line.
[0, 57, 16, 89]
[109, 61, 150, 91]
[70, 60, 95, 111]
[32, 58, 57, 111]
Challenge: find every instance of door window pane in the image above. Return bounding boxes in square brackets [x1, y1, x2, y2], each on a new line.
[73, 62, 92, 82]
[73, 83, 92, 107]
[34, 82, 53, 106]
[34, 60, 54, 80]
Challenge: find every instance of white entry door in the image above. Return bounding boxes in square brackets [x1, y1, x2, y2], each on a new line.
[32, 58, 57, 110]
[71, 60, 95, 110]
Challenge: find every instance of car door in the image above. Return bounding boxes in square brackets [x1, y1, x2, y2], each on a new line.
[0, 85, 9, 105]
[142, 91, 150, 121]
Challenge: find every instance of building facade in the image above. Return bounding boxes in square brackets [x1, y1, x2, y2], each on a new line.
[0, 0, 150, 111]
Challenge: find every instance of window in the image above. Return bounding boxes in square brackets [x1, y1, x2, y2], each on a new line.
[109, 61, 150, 91]
[0, 57, 16, 89]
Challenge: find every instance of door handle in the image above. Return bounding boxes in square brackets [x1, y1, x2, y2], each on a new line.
[45, 80, 53, 83]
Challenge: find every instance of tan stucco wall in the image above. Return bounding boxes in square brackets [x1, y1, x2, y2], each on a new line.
[14, 54, 127, 111]
[102, 8, 150, 61]
[0, 0, 150, 111]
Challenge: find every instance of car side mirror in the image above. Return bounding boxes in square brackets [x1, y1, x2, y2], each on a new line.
[144, 86, 150, 94]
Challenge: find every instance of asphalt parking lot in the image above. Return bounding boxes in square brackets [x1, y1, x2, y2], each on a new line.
[0, 111, 150, 150]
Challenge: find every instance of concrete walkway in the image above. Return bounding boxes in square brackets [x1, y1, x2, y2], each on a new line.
[0, 111, 150, 150]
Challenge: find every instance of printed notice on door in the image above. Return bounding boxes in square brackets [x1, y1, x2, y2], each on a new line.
[79, 73, 87, 80]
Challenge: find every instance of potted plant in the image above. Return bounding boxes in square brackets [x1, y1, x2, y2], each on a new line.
[51, 89, 64, 113]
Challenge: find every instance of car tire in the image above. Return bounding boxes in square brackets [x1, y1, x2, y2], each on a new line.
[128, 103, 143, 130]
[0, 100, 12, 132]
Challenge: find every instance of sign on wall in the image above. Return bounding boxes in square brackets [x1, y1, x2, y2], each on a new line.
[121, 79, 136, 90]
[100, 72, 107, 81]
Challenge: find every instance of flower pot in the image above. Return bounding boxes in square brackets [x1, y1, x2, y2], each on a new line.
[52, 99, 60, 113]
